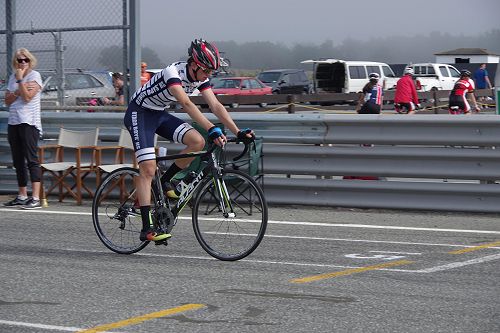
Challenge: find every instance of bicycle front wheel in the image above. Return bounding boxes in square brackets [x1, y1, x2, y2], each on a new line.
[92, 167, 148, 254]
[192, 170, 268, 261]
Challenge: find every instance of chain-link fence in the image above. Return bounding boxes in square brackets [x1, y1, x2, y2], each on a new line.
[0, 0, 130, 107]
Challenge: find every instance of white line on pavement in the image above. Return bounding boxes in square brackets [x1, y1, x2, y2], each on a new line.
[0, 320, 78, 331]
[65, 247, 418, 273]
[211, 233, 500, 249]
[417, 253, 500, 273]
[1, 207, 499, 235]
[0, 319, 125, 333]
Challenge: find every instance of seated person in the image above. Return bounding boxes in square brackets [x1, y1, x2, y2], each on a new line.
[102, 72, 125, 106]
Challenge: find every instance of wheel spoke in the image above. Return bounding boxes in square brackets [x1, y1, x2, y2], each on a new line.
[92, 168, 149, 254]
[192, 170, 267, 261]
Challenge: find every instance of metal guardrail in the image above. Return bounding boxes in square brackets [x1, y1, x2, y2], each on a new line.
[1, 111, 500, 213]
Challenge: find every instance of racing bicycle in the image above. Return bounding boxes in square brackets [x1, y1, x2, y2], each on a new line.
[91, 138, 267, 261]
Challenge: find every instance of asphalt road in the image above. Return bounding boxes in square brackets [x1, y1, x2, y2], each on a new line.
[0, 198, 499, 333]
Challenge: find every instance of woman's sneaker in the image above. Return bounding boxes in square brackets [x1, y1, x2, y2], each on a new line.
[3, 196, 29, 206]
[21, 198, 42, 210]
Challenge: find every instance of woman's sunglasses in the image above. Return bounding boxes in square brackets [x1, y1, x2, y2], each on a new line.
[17, 58, 30, 64]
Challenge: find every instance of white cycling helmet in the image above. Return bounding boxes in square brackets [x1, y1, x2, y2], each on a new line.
[368, 73, 380, 80]
[404, 67, 414, 75]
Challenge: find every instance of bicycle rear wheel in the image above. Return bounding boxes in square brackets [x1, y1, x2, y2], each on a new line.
[92, 167, 149, 254]
[192, 169, 267, 261]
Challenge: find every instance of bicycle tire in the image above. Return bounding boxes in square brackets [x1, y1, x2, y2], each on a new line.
[92, 167, 149, 254]
[192, 169, 267, 261]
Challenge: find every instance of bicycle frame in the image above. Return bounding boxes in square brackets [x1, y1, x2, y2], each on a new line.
[154, 142, 233, 219]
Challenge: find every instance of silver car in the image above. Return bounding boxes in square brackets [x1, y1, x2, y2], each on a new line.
[40, 70, 115, 107]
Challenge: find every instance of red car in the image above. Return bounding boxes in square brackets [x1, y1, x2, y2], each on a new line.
[211, 76, 272, 107]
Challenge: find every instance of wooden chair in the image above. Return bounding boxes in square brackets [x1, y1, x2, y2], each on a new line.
[94, 130, 157, 204]
[39, 128, 99, 205]
[95, 128, 137, 186]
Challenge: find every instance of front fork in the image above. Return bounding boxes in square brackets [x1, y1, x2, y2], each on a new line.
[213, 168, 235, 218]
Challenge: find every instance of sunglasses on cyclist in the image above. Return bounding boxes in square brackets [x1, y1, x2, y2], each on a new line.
[17, 58, 30, 64]
[198, 66, 212, 75]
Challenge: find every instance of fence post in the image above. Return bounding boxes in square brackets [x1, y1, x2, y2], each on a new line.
[433, 89, 439, 114]
[287, 95, 296, 114]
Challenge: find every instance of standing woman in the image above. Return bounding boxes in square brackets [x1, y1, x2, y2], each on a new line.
[3, 48, 43, 209]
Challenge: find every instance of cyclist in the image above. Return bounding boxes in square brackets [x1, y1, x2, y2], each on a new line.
[356, 73, 383, 114]
[394, 67, 420, 115]
[448, 69, 480, 115]
[124, 39, 255, 242]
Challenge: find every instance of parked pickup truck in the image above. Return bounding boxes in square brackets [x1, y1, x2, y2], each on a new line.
[405, 63, 461, 92]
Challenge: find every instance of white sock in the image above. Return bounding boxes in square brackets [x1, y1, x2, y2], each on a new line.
[18, 195, 28, 200]
[32, 197, 40, 201]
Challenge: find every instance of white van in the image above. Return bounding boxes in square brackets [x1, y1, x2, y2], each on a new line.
[301, 59, 398, 93]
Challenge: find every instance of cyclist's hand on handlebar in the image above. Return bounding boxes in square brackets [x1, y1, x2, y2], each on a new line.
[208, 126, 227, 146]
[237, 128, 255, 144]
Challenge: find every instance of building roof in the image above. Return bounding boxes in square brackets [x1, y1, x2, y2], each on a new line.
[434, 48, 499, 56]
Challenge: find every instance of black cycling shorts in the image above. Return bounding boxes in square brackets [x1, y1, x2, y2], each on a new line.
[358, 102, 381, 114]
[448, 95, 470, 114]
[123, 102, 194, 163]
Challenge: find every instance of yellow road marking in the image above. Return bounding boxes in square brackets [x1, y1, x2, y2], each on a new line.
[448, 241, 500, 254]
[290, 260, 414, 283]
[76, 303, 205, 333]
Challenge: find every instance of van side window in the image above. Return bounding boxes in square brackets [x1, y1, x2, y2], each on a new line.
[426, 66, 436, 75]
[367, 66, 380, 76]
[382, 66, 396, 77]
[349, 66, 366, 79]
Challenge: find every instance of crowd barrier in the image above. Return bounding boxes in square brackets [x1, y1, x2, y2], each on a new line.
[1, 111, 500, 213]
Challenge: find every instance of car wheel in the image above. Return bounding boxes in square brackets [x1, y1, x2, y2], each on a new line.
[230, 103, 239, 108]
[259, 103, 268, 108]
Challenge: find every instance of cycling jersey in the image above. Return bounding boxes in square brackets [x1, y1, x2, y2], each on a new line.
[131, 61, 211, 111]
[448, 78, 475, 113]
[362, 82, 383, 105]
[125, 61, 212, 163]
[359, 82, 383, 114]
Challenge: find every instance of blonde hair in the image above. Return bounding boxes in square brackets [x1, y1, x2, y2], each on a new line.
[12, 48, 38, 69]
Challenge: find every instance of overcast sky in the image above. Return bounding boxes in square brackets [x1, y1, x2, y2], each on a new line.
[141, 0, 500, 48]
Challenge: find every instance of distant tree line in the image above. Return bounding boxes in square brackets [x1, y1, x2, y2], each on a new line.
[213, 29, 500, 70]
[60, 29, 500, 73]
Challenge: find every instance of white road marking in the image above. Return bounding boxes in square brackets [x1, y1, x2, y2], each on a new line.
[416, 253, 500, 273]
[2, 207, 499, 235]
[207, 232, 500, 249]
[66, 247, 417, 272]
[369, 251, 422, 255]
[0, 319, 126, 332]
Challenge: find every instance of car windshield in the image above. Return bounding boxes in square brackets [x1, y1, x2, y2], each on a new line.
[258, 72, 281, 83]
[212, 79, 241, 89]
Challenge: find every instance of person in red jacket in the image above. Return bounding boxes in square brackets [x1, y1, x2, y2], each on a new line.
[394, 67, 420, 114]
